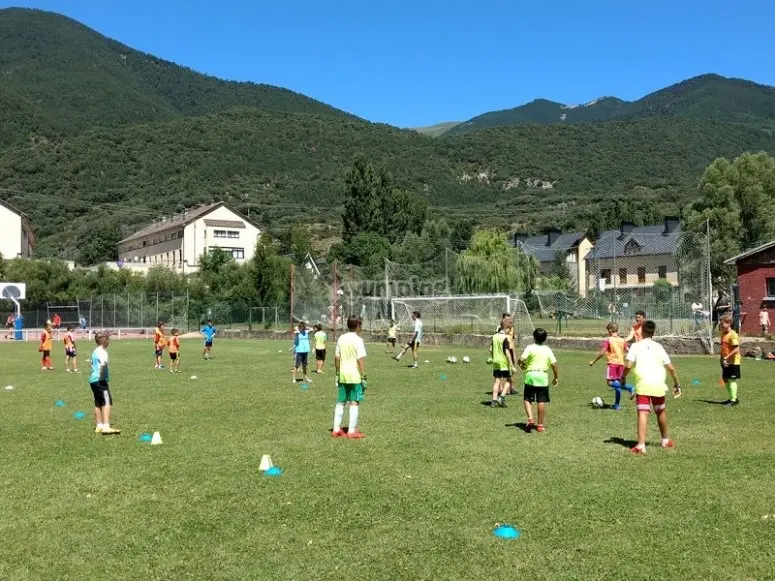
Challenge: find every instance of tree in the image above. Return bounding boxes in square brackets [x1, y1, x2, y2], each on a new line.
[251, 237, 291, 305]
[341, 156, 426, 242]
[76, 223, 121, 266]
[653, 279, 673, 304]
[549, 250, 572, 282]
[685, 152, 775, 282]
[455, 230, 521, 294]
[289, 224, 312, 265]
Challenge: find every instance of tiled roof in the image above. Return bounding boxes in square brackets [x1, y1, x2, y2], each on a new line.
[589, 224, 681, 260]
[516, 232, 587, 263]
[724, 239, 775, 264]
[120, 203, 223, 243]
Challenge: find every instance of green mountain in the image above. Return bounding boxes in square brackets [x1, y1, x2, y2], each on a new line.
[413, 122, 460, 137]
[0, 8, 774, 262]
[0, 7, 350, 145]
[449, 74, 775, 134]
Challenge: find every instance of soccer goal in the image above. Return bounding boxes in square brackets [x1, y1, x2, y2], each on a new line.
[391, 295, 533, 337]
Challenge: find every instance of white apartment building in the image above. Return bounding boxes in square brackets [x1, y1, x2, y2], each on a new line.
[117, 202, 261, 273]
[0, 199, 35, 259]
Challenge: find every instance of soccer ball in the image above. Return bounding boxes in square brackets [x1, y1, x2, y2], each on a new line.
[592, 396, 605, 408]
[446, 356, 458, 364]
[462, 356, 471, 364]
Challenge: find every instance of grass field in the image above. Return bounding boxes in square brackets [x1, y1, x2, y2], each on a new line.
[1, 339, 774, 581]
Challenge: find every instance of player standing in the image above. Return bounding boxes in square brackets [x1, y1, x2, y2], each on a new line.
[313, 324, 327, 374]
[589, 322, 633, 410]
[63, 324, 78, 373]
[154, 322, 166, 369]
[620, 320, 681, 455]
[201, 319, 216, 359]
[168, 328, 181, 374]
[394, 311, 423, 368]
[719, 314, 741, 406]
[386, 320, 399, 355]
[490, 317, 516, 407]
[332, 315, 367, 439]
[292, 321, 312, 383]
[517, 328, 558, 432]
[89, 331, 120, 435]
[39, 322, 53, 370]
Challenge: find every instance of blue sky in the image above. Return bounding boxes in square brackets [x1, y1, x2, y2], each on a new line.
[3, 0, 774, 127]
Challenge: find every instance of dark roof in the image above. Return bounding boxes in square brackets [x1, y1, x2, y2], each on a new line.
[724, 240, 775, 264]
[589, 223, 681, 260]
[516, 232, 587, 263]
[120, 202, 260, 244]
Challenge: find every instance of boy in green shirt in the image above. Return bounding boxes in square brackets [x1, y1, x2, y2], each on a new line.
[490, 316, 516, 407]
[518, 328, 558, 432]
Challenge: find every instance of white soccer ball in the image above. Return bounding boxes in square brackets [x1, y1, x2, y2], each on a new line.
[4, 385, 14, 391]
[462, 356, 471, 364]
[592, 396, 605, 408]
[446, 356, 458, 364]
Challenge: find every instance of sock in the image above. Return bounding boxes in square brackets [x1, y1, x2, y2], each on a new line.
[395, 350, 403, 360]
[333, 403, 344, 431]
[726, 382, 733, 400]
[729, 381, 738, 401]
[661, 438, 670, 446]
[348, 405, 359, 433]
[97, 423, 104, 430]
[614, 387, 622, 407]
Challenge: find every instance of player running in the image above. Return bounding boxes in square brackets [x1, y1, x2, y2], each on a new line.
[589, 322, 633, 410]
[625, 311, 646, 343]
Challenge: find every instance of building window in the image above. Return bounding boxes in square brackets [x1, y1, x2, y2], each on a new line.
[231, 247, 245, 259]
[214, 230, 227, 238]
[637, 267, 646, 283]
[767, 278, 775, 298]
[658, 265, 667, 279]
[227, 230, 240, 239]
[619, 268, 627, 285]
[601, 269, 611, 284]
[179, 250, 183, 263]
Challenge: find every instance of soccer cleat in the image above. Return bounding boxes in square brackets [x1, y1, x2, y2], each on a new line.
[94, 426, 102, 434]
[724, 399, 740, 407]
[673, 387, 682, 399]
[630, 445, 646, 455]
[526, 418, 535, 431]
[624, 384, 635, 394]
[65, 369, 72, 373]
[346, 430, 366, 439]
[536, 424, 546, 432]
[304, 376, 312, 383]
[611, 404, 622, 411]
[498, 396, 508, 408]
[331, 429, 346, 438]
[661, 439, 675, 449]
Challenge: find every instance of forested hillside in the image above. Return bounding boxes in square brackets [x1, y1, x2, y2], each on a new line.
[1, 8, 774, 263]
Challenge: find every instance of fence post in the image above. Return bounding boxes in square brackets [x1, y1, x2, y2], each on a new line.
[113, 294, 117, 328]
[140, 294, 144, 329]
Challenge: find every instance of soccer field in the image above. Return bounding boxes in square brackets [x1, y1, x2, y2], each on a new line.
[1, 340, 774, 581]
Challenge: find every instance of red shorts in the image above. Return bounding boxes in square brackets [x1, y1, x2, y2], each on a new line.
[606, 364, 625, 382]
[635, 394, 666, 413]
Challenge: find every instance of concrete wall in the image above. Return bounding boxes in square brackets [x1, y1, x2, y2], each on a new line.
[218, 328, 720, 355]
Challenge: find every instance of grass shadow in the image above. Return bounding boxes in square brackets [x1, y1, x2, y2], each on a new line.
[604, 437, 638, 448]
[698, 399, 728, 406]
[505, 422, 533, 433]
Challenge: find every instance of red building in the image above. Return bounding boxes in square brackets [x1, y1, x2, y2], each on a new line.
[725, 241, 775, 335]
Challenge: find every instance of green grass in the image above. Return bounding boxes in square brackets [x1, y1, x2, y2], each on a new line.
[1, 339, 774, 581]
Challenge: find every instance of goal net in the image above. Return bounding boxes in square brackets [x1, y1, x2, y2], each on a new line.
[391, 295, 534, 337]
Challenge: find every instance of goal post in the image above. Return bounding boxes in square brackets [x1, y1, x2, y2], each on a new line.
[390, 294, 533, 336]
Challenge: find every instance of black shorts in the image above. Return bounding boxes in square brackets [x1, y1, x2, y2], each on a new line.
[315, 349, 326, 361]
[388, 337, 396, 345]
[90, 381, 112, 407]
[295, 352, 309, 367]
[524, 384, 550, 403]
[721, 363, 741, 381]
[493, 369, 512, 379]
[42, 350, 50, 358]
[170, 352, 178, 361]
[154, 348, 164, 357]
[204, 341, 213, 348]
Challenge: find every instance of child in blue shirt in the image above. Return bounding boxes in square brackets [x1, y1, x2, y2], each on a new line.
[292, 321, 312, 383]
[201, 320, 217, 359]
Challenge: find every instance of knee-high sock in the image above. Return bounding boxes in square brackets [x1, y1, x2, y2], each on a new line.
[333, 403, 344, 430]
[728, 381, 738, 401]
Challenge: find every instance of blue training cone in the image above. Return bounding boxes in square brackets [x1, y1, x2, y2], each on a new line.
[264, 467, 283, 477]
[493, 525, 520, 540]
[440, 374, 447, 381]
[139, 433, 153, 443]
[300, 383, 310, 391]
[692, 379, 701, 386]
[55, 400, 65, 407]
[73, 411, 86, 420]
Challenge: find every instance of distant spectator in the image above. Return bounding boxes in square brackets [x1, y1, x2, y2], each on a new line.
[691, 299, 704, 329]
[5, 313, 14, 339]
[759, 305, 770, 336]
[79, 315, 87, 332]
[712, 290, 731, 330]
[52, 313, 62, 329]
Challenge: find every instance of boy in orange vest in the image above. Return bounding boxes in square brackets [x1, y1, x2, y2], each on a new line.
[39, 322, 54, 370]
[168, 328, 182, 374]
